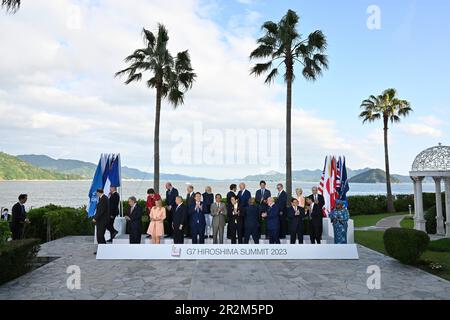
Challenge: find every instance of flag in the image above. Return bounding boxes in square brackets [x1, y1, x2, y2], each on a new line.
[339, 157, 350, 204]
[86, 153, 121, 217]
[318, 156, 327, 195]
[336, 156, 342, 197]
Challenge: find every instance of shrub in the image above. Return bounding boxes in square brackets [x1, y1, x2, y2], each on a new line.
[425, 205, 437, 234]
[347, 195, 387, 216]
[428, 238, 450, 253]
[0, 220, 11, 245]
[24, 205, 93, 242]
[383, 228, 430, 265]
[0, 239, 40, 285]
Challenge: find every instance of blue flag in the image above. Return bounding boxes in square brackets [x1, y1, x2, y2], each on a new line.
[339, 157, 350, 203]
[87, 156, 105, 217]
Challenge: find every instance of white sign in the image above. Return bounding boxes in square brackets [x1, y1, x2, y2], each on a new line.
[96, 244, 359, 260]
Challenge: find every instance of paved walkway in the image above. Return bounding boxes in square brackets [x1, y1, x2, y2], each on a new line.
[355, 215, 407, 231]
[0, 236, 449, 300]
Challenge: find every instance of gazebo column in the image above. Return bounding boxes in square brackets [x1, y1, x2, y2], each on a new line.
[433, 177, 445, 235]
[445, 177, 450, 238]
[412, 176, 426, 232]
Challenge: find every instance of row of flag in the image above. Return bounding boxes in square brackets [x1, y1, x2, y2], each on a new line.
[87, 154, 121, 217]
[318, 156, 350, 216]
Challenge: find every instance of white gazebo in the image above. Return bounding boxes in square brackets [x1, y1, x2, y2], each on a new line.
[410, 143, 450, 237]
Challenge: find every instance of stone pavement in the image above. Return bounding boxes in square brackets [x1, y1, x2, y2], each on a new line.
[0, 236, 449, 300]
[355, 215, 407, 231]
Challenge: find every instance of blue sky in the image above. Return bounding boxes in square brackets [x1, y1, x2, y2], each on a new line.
[0, 0, 449, 178]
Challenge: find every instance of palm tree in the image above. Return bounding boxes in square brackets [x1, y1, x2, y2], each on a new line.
[115, 25, 196, 193]
[250, 9, 328, 201]
[359, 88, 412, 212]
[1, 0, 20, 13]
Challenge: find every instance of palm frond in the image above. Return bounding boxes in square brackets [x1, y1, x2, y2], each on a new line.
[1, 0, 20, 13]
[264, 68, 279, 84]
[250, 62, 273, 76]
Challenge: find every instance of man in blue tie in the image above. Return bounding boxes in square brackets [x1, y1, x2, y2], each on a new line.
[189, 192, 206, 244]
[255, 180, 271, 238]
[237, 183, 251, 210]
[262, 197, 280, 244]
[275, 183, 288, 239]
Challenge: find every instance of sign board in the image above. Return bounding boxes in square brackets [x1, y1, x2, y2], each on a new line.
[96, 244, 359, 260]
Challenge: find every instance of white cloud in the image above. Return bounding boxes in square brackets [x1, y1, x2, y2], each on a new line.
[400, 123, 443, 138]
[0, 0, 388, 178]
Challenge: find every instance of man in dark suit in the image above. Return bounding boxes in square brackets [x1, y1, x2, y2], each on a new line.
[227, 195, 243, 244]
[226, 184, 237, 239]
[255, 180, 271, 213]
[309, 186, 325, 210]
[306, 196, 323, 244]
[275, 183, 288, 239]
[11, 194, 29, 240]
[262, 197, 280, 244]
[172, 196, 187, 244]
[237, 183, 251, 210]
[287, 198, 306, 244]
[189, 192, 206, 244]
[106, 186, 120, 242]
[185, 185, 195, 238]
[243, 198, 260, 244]
[165, 182, 179, 237]
[125, 196, 142, 244]
[93, 189, 109, 247]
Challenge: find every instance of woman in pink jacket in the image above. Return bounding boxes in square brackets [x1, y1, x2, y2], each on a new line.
[147, 200, 166, 244]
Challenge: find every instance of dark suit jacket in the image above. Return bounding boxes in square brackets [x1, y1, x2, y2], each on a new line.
[189, 202, 206, 229]
[255, 189, 271, 211]
[287, 205, 306, 229]
[237, 190, 251, 209]
[243, 205, 260, 230]
[308, 194, 325, 210]
[226, 191, 236, 206]
[165, 188, 179, 209]
[127, 204, 142, 232]
[109, 192, 120, 217]
[266, 204, 280, 231]
[308, 202, 323, 226]
[202, 193, 214, 214]
[11, 202, 26, 226]
[186, 192, 196, 210]
[276, 190, 288, 213]
[94, 195, 109, 226]
[173, 203, 187, 228]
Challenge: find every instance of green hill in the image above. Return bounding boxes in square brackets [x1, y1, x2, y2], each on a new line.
[349, 169, 402, 184]
[0, 152, 82, 180]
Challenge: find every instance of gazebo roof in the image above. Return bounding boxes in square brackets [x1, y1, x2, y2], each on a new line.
[410, 143, 450, 177]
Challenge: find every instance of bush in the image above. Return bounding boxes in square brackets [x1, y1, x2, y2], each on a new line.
[425, 206, 437, 234]
[0, 220, 11, 245]
[383, 228, 430, 265]
[347, 195, 387, 216]
[0, 239, 40, 285]
[428, 238, 450, 253]
[24, 205, 94, 243]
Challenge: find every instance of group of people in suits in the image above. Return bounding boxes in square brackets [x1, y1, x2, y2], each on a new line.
[142, 181, 327, 245]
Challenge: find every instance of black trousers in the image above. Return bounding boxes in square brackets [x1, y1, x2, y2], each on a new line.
[96, 224, 107, 244]
[290, 220, 304, 244]
[279, 211, 287, 239]
[106, 215, 117, 238]
[166, 210, 173, 236]
[11, 224, 24, 240]
[229, 219, 244, 244]
[191, 225, 205, 244]
[129, 229, 141, 244]
[244, 226, 260, 244]
[267, 228, 280, 244]
[309, 219, 323, 244]
[173, 226, 184, 244]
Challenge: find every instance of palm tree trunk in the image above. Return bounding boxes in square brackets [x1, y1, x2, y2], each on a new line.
[383, 117, 395, 212]
[285, 76, 293, 204]
[153, 87, 162, 194]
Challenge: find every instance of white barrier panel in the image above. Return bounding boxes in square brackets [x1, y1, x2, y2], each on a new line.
[96, 244, 359, 260]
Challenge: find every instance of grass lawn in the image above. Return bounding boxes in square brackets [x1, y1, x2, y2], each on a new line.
[400, 216, 414, 229]
[355, 230, 450, 281]
[352, 212, 407, 228]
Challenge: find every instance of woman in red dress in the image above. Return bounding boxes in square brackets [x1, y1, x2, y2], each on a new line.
[146, 188, 162, 214]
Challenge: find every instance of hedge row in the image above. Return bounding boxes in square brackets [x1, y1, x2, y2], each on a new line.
[0, 239, 41, 285]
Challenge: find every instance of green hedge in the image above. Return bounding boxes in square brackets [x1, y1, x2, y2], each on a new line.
[0, 239, 40, 285]
[24, 205, 94, 243]
[383, 228, 430, 265]
[0, 221, 11, 245]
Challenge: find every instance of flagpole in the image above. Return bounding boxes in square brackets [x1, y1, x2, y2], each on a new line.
[119, 153, 124, 218]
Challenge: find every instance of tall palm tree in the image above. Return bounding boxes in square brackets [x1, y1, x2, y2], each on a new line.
[250, 9, 328, 201]
[1, 0, 20, 13]
[359, 88, 412, 212]
[116, 25, 196, 193]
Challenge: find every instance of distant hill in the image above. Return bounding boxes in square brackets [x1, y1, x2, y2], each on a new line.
[242, 168, 371, 182]
[349, 169, 406, 183]
[17, 154, 209, 181]
[0, 152, 82, 180]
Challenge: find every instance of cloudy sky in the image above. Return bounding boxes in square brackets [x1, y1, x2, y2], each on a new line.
[0, 0, 449, 179]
